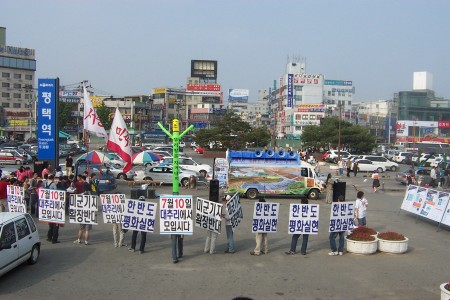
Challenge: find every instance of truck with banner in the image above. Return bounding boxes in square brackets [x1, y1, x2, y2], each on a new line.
[226, 150, 324, 200]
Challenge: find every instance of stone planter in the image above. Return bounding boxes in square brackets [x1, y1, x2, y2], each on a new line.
[440, 283, 450, 300]
[377, 237, 409, 254]
[345, 236, 378, 254]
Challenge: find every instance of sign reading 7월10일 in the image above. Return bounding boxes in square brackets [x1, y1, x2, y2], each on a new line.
[37, 78, 58, 160]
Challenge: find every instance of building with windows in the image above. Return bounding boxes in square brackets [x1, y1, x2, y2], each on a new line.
[0, 27, 36, 141]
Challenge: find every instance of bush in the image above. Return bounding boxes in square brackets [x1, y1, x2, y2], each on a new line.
[347, 232, 376, 242]
[352, 226, 377, 235]
[377, 232, 406, 241]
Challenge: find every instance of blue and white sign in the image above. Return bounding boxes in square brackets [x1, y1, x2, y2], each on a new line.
[37, 78, 58, 160]
[288, 204, 320, 234]
[252, 202, 280, 233]
[287, 74, 293, 108]
[228, 89, 249, 102]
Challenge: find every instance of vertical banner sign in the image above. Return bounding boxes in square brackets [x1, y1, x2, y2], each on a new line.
[159, 195, 193, 234]
[195, 197, 223, 234]
[38, 188, 66, 224]
[6, 185, 26, 213]
[122, 199, 157, 233]
[69, 194, 99, 225]
[37, 78, 58, 160]
[213, 158, 229, 188]
[288, 204, 320, 234]
[227, 193, 243, 232]
[400, 185, 419, 213]
[101, 194, 126, 224]
[329, 202, 356, 232]
[252, 202, 280, 233]
[287, 73, 293, 108]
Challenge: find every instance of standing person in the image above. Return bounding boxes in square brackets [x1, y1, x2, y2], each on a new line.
[65, 155, 74, 176]
[338, 159, 344, 176]
[439, 165, 446, 188]
[346, 159, 352, 177]
[55, 166, 64, 178]
[430, 166, 437, 188]
[204, 196, 220, 255]
[445, 165, 450, 189]
[42, 163, 51, 178]
[223, 195, 235, 254]
[81, 175, 91, 193]
[372, 172, 380, 192]
[0, 177, 8, 212]
[128, 197, 147, 254]
[355, 191, 368, 226]
[285, 198, 310, 255]
[29, 172, 39, 216]
[171, 234, 184, 264]
[325, 173, 333, 204]
[112, 222, 127, 248]
[46, 175, 61, 244]
[329, 196, 346, 256]
[250, 197, 268, 256]
[75, 175, 84, 194]
[353, 161, 359, 177]
[74, 223, 92, 245]
[89, 173, 99, 196]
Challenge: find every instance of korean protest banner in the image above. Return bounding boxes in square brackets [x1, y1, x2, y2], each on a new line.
[100, 194, 126, 224]
[329, 201, 356, 232]
[69, 194, 98, 225]
[195, 197, 223, 234]
[288, 204, 320, 234]
[227, 193, 243, 232]
[123, 199, 157, 233]
[7, 185, 26, 213]
[38, 188, 66, 224]
[252, 202, 280, 233]
[400, 185, 419, 214]
[213, 158, 229, 188]
[440, 201, 450, 227]
[419, 190, 449, 222]
[160, 195, 193, 235]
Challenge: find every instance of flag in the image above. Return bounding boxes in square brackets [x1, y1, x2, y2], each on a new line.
[107, 108, 132, 173]
[83, 82, 107, 139]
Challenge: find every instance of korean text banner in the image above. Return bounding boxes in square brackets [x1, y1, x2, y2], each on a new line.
[288, 204, 320, 234]
[37, 78, 58, 160]
[69, 194, 99, 225]
[7, 185, 26, 213]
[101, 194, 126, 224]
[252, 202, 280, 233]
[328, 202, 356, 232]
[195, 197, 223, 234]
[38, 188, 66, 224]
[227, 193, 243, 232]
[160, 195, 193, 235]
[123, 199, 157, 233]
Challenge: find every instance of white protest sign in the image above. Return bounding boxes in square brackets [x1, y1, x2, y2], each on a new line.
[288, 203, 320, 234]
[159, 195, 193, 235]
[328, 201, 356, 232]
[214, 158, 229, 188]
[251, 202, 280, 233]
[441, 202, 450, 227]
[69, 194, 99, 225]
[100, 194, 126, 224]
[227, 193, 243, 232]
[418, 189, 449, 222]
[400, 185, 419, 213]
[7, 185, 26, 213]
[122, 199, 157, 233]
[38, 188, 66, 224]
[195, 197, 223, 234]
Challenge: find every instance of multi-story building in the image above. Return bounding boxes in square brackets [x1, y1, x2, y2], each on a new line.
[0, 27, 37, 141]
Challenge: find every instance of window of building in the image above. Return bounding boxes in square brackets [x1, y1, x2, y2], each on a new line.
[13, 83, 21, 89]
[25, 94, 31, 100]
[302, 115, 308, 120]
[2, 72, 10, 78]
[328, 91, 331, 96]
[13, 103, 21, 108]
[2, 102, 10, 107]
[25, 74, 33, 80]
[13, 93, 21, 99]
[310, 115, 316, 120]
[1, 82, 9, 88]
[332, 92, 335, 96]
[2, 92, 10, 97]
[14, 74, 22, 79]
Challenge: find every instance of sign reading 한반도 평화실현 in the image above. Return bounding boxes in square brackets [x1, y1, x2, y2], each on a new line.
[37, 78, 58, 160]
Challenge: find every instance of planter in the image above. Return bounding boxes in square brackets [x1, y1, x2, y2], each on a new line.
[440, 283, 450, 300]
[345, 236, 378, 254]
[377, 237, 409, 254]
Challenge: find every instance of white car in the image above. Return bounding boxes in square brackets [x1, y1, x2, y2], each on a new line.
[359, 155, 399, 171]
[0, 212, 41, 277]
[159, 156, 212, 177]
[355, 159, 386, 173]
[135, 165, 203, 186]
[326, 150, 351, 163]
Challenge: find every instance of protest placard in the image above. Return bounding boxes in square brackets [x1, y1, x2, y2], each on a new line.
[418, 190, 449, 222]
[227, 193, 243, 232]
[288, 203, 320, 234]
[100, 194, 126, 224]
[329, 201, 356, 232]
[195, 197, 223, 233]
[69, 194, 98, 225]
[160, 195, 193, 234]
[122, 199, 157, 233]
[214, 158, 229, 188]
[252, 202, 280, 233]
[6, 185, 26, 213]
[400, 185, 419, 214]
[38, 188, 66, 224]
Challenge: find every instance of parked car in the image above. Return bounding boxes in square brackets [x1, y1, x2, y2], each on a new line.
[326, 150, 350, 163]
[384, 150, 400, 161]
[394, 152, 415, 164]
[103, 161, 136, 180]
[358, 155, 398, 171]
[355, 159, 386, 173]
[74, 162, 117, 193]
[0, 212, 41, 277]
[396, 168, 432, 186]
[0, 150, 24, 165]
[159, 157, 212, 177]
[135, 165, 201, 186]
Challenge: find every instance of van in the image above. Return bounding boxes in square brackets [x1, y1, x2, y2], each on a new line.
[0, 150, 24, 165]
[0, 212, 41, 276]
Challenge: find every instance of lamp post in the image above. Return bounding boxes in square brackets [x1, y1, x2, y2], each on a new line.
[337, 103, 343, 161]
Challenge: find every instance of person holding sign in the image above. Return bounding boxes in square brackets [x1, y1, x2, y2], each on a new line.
[328, 196, 346, 256]
[355, 191, 368, 226]
[285, 198, 310, 255]
[171, 234, 183, 263]
[128, 196, 148, 254]
[250, 197, 269, 256]
[223, 195, 235, 254]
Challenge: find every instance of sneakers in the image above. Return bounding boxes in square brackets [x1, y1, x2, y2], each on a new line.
[84, 241, 89, 245]
[128, 248, 135, 252]
[338, 252, 344, 256]
[139, 250, 145, 254]
[328, 251, 339, 256]
[285, 251, 295, 255]
[73, 239, 81, 244]
[250, 251, 260, 256]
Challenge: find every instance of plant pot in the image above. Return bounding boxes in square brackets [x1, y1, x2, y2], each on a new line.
[378, 237, 409, 254]
[345, 236, 378, 254]
[440, 283, 450, 300]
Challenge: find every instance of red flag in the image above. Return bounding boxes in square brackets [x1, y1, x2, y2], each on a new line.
[107, 108, 132, 173]
[83, 83, 107, 139]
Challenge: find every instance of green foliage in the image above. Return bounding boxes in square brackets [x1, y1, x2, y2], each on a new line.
[58, 101, 72, 128]
[96, 102, 112, 130]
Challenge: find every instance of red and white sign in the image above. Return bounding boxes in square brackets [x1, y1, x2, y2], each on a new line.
[438, 121, 450, 129]
[107, 108, 133, 173]
[187, 84, 221, 91]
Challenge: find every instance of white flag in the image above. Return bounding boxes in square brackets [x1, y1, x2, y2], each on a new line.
[107, 108, 132, 173]
[83, 83, 107, 139]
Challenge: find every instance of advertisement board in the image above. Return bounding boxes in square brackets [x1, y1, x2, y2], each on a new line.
[228, 89, 249, 101]
[37, 78, 58, 160]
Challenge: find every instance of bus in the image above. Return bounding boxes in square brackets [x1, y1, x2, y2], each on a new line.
[404, 142, 450, 154]
[140, 131, 168, 148]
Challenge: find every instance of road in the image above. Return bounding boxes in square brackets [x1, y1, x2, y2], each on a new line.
[1, 149, 449, 299]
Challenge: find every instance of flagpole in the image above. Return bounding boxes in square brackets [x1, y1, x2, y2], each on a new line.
[84, 129, 90, 178]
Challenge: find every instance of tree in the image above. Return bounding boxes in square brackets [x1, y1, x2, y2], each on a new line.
[58, 101, 72, 128]
[96, 102, 112, 130]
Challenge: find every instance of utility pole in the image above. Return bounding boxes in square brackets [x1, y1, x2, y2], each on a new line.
[338, 103, 342, 161]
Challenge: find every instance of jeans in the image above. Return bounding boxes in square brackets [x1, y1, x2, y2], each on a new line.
[290, 234, 309, 254]
[131, 230, 147, 251]
[358, 217, 367, 226]
[171, 235, 183, 261]
[204, 230, 218, 254]
[329, 231, 345, 252]
[225, 225, 235, 252]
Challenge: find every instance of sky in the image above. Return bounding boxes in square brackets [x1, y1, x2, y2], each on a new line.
[2, 0, 450, 102]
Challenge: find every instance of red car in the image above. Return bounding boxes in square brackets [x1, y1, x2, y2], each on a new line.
[195, 146, 206, 154]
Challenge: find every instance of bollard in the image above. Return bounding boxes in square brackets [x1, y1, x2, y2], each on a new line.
[382, 181, 385, 190]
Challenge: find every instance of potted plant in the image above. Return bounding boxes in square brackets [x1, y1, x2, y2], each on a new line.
[377, 231, 409, 254]
[352, 226, 377, 236]
[345, 232, 378, 254]
[440, 282, 450, 300]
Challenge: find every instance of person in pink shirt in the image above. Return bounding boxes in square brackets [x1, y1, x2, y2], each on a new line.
[17, 166, 27, 183]
[42, 164, 51, 178]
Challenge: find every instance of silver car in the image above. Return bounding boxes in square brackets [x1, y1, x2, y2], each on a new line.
[103, 162, 136, 180]
[137, 166, 199, 187]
